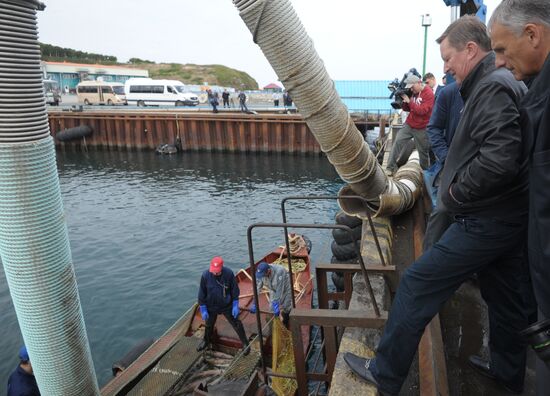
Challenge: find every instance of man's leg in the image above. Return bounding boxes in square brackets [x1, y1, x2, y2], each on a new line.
[222, 310, 250, 350]
[367, 216, 527, 394]
[197, 311, 218, 351]
[477, 237, 528, 392]
[282, 311, 290, 328]
[386, 124, 414, 173]
[411, 127, 431, 170]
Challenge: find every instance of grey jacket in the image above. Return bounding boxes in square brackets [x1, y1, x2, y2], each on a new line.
[257, 264, 292, 313]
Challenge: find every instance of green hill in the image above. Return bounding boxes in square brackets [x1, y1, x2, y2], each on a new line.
[128, 62, 258, 90]
[39, 43, 259, 90]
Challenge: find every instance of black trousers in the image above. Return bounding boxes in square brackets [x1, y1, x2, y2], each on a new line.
[204, 307, 248, 346]
[282, 311, 290, 328]
[371, 215, 528, 394]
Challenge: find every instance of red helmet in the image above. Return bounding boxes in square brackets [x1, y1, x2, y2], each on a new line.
[209, 256, 224, 273]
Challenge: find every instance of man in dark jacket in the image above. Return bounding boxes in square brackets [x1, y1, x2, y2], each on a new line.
[197, 256, 250, 354]
[489, 1, 550, 394]
[345, 16, 529, 395]
[423, 82, 464, 250]
[238, 91, 249, 112]
[385, 74, 434, 174]
[7, 346, 40, 396]
[207, 89, 219, 113]
[222, 89, 230, 108]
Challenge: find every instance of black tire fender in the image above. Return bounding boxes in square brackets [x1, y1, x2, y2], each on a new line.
[335, 211, 362, 228]
[332, 225, 362, 245]
[56, 125, 93, 142]
[331, 240, 360, 261]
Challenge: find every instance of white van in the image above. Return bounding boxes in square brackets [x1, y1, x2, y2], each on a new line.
[76, 81, 127, 105]
[124, 78, 199, 107]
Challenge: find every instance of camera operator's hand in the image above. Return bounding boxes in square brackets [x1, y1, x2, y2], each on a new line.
[400, 94, 410, 103]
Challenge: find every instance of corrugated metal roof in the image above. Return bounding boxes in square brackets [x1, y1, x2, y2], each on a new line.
[43, 61, 149, 77]
[334, 80, 394, 113]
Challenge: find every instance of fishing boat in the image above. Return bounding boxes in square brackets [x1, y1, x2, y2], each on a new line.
[101, 234, 313, 396]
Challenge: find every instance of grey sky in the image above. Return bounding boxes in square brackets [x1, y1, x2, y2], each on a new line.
[37, 0, 499, 88]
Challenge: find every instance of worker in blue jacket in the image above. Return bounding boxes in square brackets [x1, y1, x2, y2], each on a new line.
[7, 346, 40, 396]
[197, 256, 250, 354]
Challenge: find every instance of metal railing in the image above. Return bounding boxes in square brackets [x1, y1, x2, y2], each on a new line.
[244, 195, 398, 394]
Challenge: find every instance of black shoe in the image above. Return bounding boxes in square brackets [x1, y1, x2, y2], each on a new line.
[468, 355, 523, 394]
[343, 352, 384, 389]
[196, 340, 208, 352]
[344, 353, 396, 395]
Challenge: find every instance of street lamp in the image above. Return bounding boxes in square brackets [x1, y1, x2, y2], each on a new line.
[421, 14, 432, 76]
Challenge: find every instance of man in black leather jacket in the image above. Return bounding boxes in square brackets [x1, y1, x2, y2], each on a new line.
[344, 16, 529, 396]
[489, 1, 550, 394]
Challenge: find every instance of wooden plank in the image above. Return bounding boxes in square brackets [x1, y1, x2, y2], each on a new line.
[262, 121, 269, 152]
[249, 121, 257, 152]
[274, 121, 282, 153]
[290, 309, 387, 328]
[239, 120, 246, 153]
[215, 120, 223, 151]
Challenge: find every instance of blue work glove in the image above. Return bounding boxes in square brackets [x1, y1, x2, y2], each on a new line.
[232, 300, 240, 318]
[199, 305, 209, 321]
[271, 300, 280, 316]
[250, 303, 256, 314]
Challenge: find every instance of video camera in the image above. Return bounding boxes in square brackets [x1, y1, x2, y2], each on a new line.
[388, 68, 422, 110]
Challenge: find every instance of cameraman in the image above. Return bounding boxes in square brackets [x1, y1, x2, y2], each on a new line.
[385, 74, 434, 175]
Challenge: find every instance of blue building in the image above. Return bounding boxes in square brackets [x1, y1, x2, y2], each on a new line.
[334, 80, 394, 115]
[42, 61, 148, 92]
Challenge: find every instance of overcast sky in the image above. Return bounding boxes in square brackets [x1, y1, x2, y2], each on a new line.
[37, 0, 500, 88]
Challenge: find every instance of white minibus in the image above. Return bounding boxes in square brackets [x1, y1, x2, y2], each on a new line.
[76, 81, 127, 105]
[124, 78, 199, 107]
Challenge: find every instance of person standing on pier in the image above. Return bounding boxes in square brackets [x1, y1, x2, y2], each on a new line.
[489, 1, 550, 394]
[197, 256, 250, 355]
[238, 91, 249, 112]
[422, 81, 463, 250]
[207, 89, 219, 113]
[272, 91, 280, 107]
[283, 91, 293, 107]
[385, 73, 434, 175]
[222, 89, 230, 108]
[7, 346, 40, 396]
[345, 16, 529, 395]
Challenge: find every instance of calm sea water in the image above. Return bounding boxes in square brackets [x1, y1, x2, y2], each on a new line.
[0, 150, 343, 388]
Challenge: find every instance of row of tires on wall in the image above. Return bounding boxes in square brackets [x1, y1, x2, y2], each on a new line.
[331, 211, 362, 292]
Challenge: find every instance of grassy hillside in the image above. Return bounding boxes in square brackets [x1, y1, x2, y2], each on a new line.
[129, 63, 258, 90]
[39, 43, 259, 90]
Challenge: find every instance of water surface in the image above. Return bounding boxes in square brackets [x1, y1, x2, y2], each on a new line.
[0, 150, 343, 387]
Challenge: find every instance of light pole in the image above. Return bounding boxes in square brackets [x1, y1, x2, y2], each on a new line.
[421, 14, 432, 76]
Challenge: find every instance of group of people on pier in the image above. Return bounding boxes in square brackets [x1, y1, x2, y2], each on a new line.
[344, 1, 550, 395]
